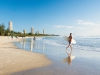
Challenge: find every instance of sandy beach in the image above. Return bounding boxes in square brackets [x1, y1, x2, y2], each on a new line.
[0, 36, 51, 75]
[0, 36, 100, 75]
[10, 36, 100, 75]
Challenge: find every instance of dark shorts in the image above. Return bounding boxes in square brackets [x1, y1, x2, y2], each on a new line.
[69, 41, 71, 44]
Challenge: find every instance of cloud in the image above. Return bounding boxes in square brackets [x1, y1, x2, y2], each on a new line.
[77, 20, 100, 26]
[52, 20, 100, 36]
[76, 20, 100, 36]
[53, 25, 73, 28]
[76, 20, 100, 30]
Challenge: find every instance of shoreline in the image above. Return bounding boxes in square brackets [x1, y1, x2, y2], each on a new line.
[0, 36, 52, 75]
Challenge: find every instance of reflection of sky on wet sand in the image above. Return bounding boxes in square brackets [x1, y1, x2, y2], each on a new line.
[20, 38, 66, 55]
[30, 38, 75, 65]
[13, 37, 100, 75]
[21, 38, 45, 53]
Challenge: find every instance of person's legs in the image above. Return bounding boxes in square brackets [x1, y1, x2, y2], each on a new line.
[66, 41, 71, 49]
[70, 44, 72, 50]
[66, 42, 72, 53]
[66, 44, 69, 54]
[70, 46, 72, 56]
[66, 44, 69, 49]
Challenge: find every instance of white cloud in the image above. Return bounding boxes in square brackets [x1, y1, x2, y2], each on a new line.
[76, 20, 100, 36]
[52, 20, 100, 36]
[77, 20, 100, 26]
[53, 25, 73, 28]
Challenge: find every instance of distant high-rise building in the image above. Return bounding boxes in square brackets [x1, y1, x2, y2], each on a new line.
[43, 29, 45, 34]
[38, 30, 39, 34]
[31, 27, 34, 34]
[23, 29, 26, 34]
[8, 21, 13, 31]
[36, 30, 39, 35]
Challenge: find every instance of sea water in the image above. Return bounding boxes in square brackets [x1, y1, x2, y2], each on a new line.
[14, 36, 100, 56]
[13, 36, 100, 75]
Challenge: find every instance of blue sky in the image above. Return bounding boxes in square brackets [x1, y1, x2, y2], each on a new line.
[0, 0, 100, 36]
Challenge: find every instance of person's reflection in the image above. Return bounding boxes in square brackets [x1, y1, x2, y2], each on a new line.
[42, 42, 45, 51]
[42, 42, 45, 54]
[23, 38, 26, 49]
[33, 39, 36, 49]
[63, 50, 75, 65]
[30, 38, 33, 51]
[36, 41, 40, 50]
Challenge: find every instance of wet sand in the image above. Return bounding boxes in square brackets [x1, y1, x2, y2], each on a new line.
[11, 37, 100, 75]
[0, 36, 51, 75]
[11, 50, 100, 75]
[1, 36, 100, 75]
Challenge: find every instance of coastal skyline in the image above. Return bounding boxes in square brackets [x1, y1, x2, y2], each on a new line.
[0, 0, 100, 36]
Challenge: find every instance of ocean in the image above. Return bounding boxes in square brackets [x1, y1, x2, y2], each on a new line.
[14, 36, 100, 56]
[13, 36, 100, 75]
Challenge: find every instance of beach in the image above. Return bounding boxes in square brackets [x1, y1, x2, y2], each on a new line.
[12, 36, 100, 75]
[0, 36, 51, 75]
[0, 36, 100, 75]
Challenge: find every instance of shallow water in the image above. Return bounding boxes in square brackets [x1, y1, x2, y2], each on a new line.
[12, 36, 100, 75]
[14, 36, 100, 55]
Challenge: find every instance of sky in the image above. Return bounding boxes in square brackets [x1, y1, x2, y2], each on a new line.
[0, 0, 100, 36]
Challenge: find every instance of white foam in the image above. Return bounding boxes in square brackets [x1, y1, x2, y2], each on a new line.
[35, 37, 44, 40]
[43, 40, 66, 47]
[76, 36, 100, 39]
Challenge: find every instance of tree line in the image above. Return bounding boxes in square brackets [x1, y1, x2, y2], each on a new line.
[0, 23, 59, 37]
[0, 23, 9, 36]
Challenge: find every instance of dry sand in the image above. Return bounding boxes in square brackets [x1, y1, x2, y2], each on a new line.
[0, 36, 51, 75]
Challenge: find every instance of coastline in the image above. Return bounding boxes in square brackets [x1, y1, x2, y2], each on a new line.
[0, 36, 51, 75]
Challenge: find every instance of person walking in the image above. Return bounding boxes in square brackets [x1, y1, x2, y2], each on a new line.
[66, 33, 72, 50]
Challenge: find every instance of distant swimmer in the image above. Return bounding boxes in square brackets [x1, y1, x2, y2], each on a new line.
[66, 33, 72, 50]
[33, 36, 36, 40]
